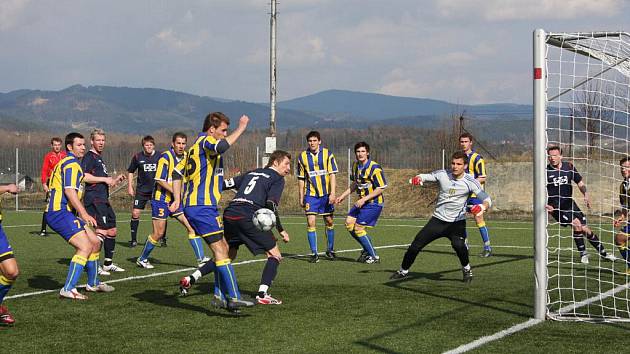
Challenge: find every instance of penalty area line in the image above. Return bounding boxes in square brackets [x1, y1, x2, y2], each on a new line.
[443, 281, 630, 353]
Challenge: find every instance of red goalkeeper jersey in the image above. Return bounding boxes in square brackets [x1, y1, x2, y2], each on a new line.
[41, 150, 67, 184]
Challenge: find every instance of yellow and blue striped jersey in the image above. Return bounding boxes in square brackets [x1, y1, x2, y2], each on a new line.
[46, 152, 84, 212]
[297, 147, 338, 197]
[351, 159, 387, 204]
[466, 150, 486, 188]
[153, 148, 186, 203]
[175, 133, 225, 207]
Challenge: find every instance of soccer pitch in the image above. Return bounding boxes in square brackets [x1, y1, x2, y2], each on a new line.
[1, 211, 629, 353]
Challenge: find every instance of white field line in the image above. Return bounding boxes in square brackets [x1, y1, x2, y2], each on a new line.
[3, 221, 534, 231]
[443, 282, 630, 354]
[4, 242, 535, 301]
[4, 244, 411, 301]
[10, 210, 535, 224]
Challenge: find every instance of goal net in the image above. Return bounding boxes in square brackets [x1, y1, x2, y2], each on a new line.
[534, 30, 630, 321]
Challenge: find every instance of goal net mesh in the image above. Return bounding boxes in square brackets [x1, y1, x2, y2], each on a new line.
[545, 31, 630, 321]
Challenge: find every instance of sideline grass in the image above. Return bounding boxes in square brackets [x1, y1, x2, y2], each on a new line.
[1, 212, 628, 353]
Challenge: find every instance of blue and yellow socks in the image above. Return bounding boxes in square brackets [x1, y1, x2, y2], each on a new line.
[215, 259, 241, 300]
[307, 227, 317, 254]
[86, 252, 100, 287]
[478, 222, 491, 251]
[139, 235, 159, 261]
[0, 275, 15, 304]
[355, 229, 377, 257]
[188, 233, 205, 262]
[325, 226, 335, 251]
[64, 254, 87, 291]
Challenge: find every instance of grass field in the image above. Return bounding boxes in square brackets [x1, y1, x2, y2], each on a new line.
[1, 210, 629, 353]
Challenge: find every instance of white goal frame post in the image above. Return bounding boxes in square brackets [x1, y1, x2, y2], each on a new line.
[533, 29, 630, 321]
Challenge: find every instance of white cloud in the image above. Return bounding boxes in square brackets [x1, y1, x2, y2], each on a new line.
[435, 0, 623, 21]
[0, 0, 30, 31]
[148, 28, 204, 55]
[279, 34, 328, 66]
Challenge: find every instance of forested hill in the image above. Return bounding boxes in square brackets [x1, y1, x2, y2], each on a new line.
[0, 85, 531, 142]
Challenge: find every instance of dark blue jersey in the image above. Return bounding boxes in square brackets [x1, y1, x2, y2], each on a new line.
[224, 167, 285, 217]
[127, 151, 159, 197]
[546, 161, 583, 207]
[81, 150, 110, 205]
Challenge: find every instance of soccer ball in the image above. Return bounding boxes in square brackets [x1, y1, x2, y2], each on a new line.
[253, 208, 276, 232]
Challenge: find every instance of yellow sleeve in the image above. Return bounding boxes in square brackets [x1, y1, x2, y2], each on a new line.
[476, 158, 486, 177]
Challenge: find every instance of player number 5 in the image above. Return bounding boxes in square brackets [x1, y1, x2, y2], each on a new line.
[244, 176, 259, 195]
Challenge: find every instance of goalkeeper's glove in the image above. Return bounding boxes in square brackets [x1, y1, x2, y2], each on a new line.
[409, 175, 423, 186]
[470, 204, 487, 216]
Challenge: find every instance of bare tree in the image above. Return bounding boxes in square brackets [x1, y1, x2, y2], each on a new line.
[571, 79, 616, 157]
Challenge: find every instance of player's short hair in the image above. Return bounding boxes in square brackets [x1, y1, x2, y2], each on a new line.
[142, 135, 155, 145]
[65, 132, 84, 151]
[620, 156, 630, 166]
[90, 128, 106, 141]
[51, 137, 62, 145]
[547, 146, 562, 154]
[451, 151, 469, 165]
[459, 132, 474, 141]
[306, 131, 321, 141]
[354, 141, 370, 153]
[172, 132, 187, 142]
[202, 112, 230, 132]
[266, 150, 292, 168]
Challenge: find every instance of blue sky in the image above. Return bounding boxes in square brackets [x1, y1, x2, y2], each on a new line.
[0, 0, 628, 104]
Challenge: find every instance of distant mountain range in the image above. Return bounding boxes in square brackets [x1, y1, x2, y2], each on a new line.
[0, 85, 532, 140]
[278, 89, 532, 120]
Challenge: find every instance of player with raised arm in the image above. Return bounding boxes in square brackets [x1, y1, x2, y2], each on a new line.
[127, 135, 160, 248]
[183, 150, 291, 306]
[0, 184, 20, 325]
[40, 137, 66, 236]
[391, 151, 491, 282]
[46, 132, 115, 299]
[546, 146, 614, 264]
[82, 129, 126, 275]
[335, 142, 387, 264]
[170, 112, 254, 311]
[135, 132, 207, 269]
[459, 133, 493, 257]
[297, 131, 338, 263]
[612, 156, 630, 274]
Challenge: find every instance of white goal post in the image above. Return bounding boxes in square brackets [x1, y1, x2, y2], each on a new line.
[534, 29, 630, 322]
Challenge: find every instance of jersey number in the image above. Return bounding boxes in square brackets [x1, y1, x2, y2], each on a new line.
[244, 176, 259, 195]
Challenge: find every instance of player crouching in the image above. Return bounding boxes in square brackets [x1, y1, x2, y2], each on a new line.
[180, 150, 291, 306]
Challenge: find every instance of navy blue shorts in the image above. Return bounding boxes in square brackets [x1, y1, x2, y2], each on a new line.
[224, 214, 276, 256]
